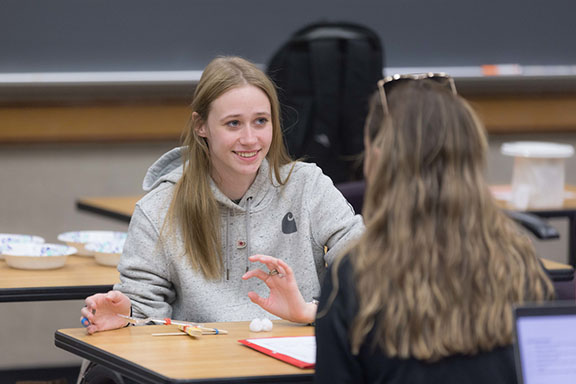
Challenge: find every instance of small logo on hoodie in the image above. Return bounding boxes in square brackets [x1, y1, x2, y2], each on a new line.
[282, 212, 297, 234]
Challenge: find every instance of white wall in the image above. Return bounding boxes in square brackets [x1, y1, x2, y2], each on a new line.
[1, 134, 575, 369]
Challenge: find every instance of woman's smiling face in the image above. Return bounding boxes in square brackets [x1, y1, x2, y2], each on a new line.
[196, 84, 273, 191]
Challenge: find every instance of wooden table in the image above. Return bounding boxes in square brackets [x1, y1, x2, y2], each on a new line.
[491, 185, 576, 267]
[55, 321, 314, 384]
[76, 196, 141, 223]
[0, 255, 120, 302]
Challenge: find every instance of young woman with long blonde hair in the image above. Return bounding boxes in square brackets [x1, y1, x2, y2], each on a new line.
[79, 56, 363, 333]
[315, 75, 554, 383]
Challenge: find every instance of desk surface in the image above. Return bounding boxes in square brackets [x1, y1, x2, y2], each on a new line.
[490, 185, 576, 211]
[56, 321, 314, 384]
[0, 255, 119, 302]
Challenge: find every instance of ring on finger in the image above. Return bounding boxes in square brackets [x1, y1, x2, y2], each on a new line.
[268, 268, 279, 276]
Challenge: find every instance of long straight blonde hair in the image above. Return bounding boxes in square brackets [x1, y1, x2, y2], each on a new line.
[165, 57, 292, 279]
[347, 80, 554, 360]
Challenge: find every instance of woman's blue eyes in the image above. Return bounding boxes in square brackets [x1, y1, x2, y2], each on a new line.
[226, 118, 268, 127]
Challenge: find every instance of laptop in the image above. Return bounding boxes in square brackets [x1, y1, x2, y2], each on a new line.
[513, 301, 576, 384]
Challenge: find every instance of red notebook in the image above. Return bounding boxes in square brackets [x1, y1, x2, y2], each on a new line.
[238, 335, 316, 369]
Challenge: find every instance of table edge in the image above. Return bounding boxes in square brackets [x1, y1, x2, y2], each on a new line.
[547, 269, 575, 282]
[0, 285, 113, 302]
[76, 200, 132, 223]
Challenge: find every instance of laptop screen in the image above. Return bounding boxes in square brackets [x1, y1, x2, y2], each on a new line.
[514, 303, 576, 384]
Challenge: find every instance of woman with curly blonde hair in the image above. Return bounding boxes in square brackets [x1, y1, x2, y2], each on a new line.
[315, 75, 554, 383]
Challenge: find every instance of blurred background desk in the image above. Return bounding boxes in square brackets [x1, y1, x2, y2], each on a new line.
[0, 255, 120, 381]
[491, 185, 576, 267]
[56, 321, 314, 384]
[0, 256, 119, 302]
[541, 258, 575, 300]
[542, 258, 574, 281]
[76, 196, 141, 223]
[77, 189, 576, 271]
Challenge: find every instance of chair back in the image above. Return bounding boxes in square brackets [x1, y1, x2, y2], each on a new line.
[335, 180, 365, 214]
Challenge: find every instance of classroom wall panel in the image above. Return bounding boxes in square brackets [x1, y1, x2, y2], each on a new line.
[1, 0, 575, 72]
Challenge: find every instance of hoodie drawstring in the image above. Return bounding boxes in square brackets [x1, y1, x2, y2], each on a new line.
[225, 209, 231, 280]
[245, 196, 253, 273]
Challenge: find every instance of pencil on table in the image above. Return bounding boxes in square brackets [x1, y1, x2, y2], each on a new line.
[179, 325, 203, 338]
[177, 324, 228, 337]
[198, 325, 228, 335]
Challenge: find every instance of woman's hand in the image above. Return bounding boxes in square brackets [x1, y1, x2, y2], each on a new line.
[242, 254, 317, 324]
[80, 290, 131, 334]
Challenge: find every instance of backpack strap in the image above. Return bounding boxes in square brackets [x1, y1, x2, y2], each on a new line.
[308, 38, 342, 157]
[341, 37, 382, 156]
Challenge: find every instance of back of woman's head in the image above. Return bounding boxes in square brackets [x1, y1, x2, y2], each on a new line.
[364, 79, 487, 218]
[351, 78, 554, 360]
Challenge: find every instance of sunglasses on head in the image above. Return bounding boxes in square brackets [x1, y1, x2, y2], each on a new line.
[377, 73, 457, 115]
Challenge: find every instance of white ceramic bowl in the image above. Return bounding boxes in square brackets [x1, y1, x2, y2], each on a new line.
[57, 231, 127, 256]
[0, 233, 45, 260]
[3, 243, 77, 270]
[85, 240, 125, 267]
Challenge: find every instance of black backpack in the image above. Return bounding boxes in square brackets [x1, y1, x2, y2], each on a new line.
[267, 21, 384, 183]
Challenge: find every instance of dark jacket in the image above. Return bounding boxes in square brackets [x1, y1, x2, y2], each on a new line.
[315, 255, 518, 384]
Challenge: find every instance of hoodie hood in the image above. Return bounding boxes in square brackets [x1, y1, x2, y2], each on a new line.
[142, 146, 276, 211]
[142, 147, 184, 192]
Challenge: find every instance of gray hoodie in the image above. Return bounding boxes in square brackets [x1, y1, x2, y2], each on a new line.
[115, 147, 364, 322]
